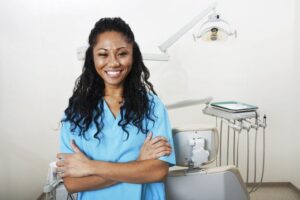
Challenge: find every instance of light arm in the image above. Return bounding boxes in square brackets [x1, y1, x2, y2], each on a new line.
[158, 2, 217, 52]
[142, 2, 217, 61]
[165, 96, 213, 110]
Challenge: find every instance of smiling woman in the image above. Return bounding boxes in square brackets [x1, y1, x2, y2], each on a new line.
[57, 17, 176, 200]
[93, 31, 133, 89]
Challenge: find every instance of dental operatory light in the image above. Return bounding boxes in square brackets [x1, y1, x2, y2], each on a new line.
[142, 2, 237, 61]
[193, 10, 237, 42]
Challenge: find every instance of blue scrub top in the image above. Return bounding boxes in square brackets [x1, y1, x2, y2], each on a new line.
[60, 94, 176, 200]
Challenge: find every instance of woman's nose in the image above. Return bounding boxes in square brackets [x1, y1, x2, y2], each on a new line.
[107, 55, 120, 68]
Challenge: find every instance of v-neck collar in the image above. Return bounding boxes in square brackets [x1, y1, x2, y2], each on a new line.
[103, 99, 121, 122]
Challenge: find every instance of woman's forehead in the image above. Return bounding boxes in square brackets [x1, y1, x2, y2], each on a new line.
[94, 31, 132, 50]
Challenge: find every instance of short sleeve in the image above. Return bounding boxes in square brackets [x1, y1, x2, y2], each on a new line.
[60, 120, 75, 154]
[149, 95, 176, 166]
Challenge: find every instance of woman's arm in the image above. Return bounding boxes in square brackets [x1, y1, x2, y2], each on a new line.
[57, 133, 171, 193]
[89, 159, 169, 183]
[62, 176, 117, 193]
[62, 160, 168, 193]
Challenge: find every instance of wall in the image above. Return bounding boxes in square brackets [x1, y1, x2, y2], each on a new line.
[292, 0, 300, 189]
[0, 0, 298, 199]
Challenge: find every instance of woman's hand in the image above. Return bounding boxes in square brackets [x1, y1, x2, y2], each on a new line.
[138, 132, 172, 161]
[56, 140, 92, 178]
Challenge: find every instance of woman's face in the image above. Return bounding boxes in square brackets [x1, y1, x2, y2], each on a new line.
[93, 31, 133, 88]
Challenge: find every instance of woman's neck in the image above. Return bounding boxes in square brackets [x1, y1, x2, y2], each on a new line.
[104, 85, 123, 99]
[103, 85, 124, 118]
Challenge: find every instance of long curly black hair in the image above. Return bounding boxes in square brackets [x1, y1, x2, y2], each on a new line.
[62, 17, 156, 141]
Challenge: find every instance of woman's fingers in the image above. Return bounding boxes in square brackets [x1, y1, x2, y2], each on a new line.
[55, 142, 92, 177]
[56, 166, 66, 177]
[154, 146, 172, 155]
[139, 134, 172, 160]
[56, 153, 67, 160]
[153, 141, 172, 149]
[56, 160, 64, 167]
[152, 139, 172, 158]
[70, 140, 81, 153]
[144, 132, 153, 144]
[150, 136, 168, 145]
[150, 135, 172, 156]
[155, 151, 172, 158]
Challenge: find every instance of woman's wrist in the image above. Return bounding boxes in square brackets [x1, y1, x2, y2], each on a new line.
[87, 160, 97, 176]
[88, 160, 106, 176]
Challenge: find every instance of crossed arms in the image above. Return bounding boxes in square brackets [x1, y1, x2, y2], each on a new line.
[56, 132, 172, 193]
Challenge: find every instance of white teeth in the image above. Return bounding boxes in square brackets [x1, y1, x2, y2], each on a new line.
[106, 70, 121, 78]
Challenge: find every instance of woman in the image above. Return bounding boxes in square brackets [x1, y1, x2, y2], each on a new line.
[56, 17, 175, 200]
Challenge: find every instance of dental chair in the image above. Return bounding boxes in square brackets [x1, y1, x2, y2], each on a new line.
[166, 124, 250, 200]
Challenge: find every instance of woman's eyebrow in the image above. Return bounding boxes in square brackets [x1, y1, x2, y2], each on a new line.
[96, 47, 128, 51]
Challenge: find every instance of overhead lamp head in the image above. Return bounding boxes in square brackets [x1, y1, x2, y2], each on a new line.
[193, 12, 237, 42]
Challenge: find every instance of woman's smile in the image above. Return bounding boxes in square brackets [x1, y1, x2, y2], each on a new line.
[105, 69, 123, 78]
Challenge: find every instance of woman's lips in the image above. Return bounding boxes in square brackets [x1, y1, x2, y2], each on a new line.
[105, 70, 122, 78]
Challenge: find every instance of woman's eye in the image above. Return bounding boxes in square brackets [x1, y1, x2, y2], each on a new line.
[98, 54, 107, 57]
[118, 52, 128, 57]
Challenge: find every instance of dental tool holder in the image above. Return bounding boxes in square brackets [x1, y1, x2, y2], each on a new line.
[203, 105, 258, 121]
[203, 104, 267, 193]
